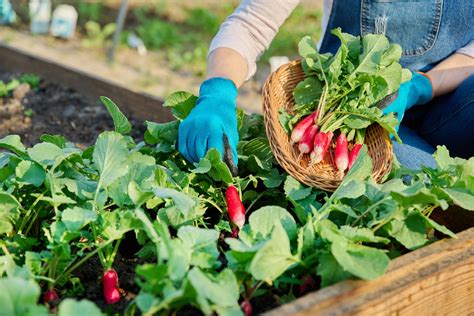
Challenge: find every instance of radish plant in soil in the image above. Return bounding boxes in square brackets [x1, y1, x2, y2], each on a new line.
[0, 89, 473, 315]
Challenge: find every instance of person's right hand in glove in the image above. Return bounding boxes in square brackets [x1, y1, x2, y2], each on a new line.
[178, 47, 248, 166]
[178, 77, 239, 165]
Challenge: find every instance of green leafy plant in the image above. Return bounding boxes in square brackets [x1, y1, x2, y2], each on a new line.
[82, 21, 116, 48]
[0, 90, 473, 315]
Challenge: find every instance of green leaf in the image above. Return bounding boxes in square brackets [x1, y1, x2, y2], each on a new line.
[187, 268, 240, 313]
[387, 212, 428, 250]
[332, 179, 366, 200]
[40, 134, 67, 148]
[191, 158, 212, 173]
[144, 120, 179, 148]
[177, 226, 220, 269]
[331, 242, 390, 280]
[342, 145, 372, 182]
[298, 36, 318, 58]
[202, 149, 233, 184]
[100, 209, 139, 241]
[258, 169, 285, 188]
[317, 251, 352, 287]
[163, 91, 198, 120]
[0, 277, 48, 316]
[340, 226, 389, 244]
[27, 143, 63, 166]
[250, 223, 298, 283]
[284, 176, 312, 201]
[93, 131, 129, 188]
[354, 33, 390, 74]
[440, 188, 474, 211]
[100, 96, 132, 134]
[422, 215, 456, 238]
[293, 77, 323, 105]
[154, 187, 198, 218]
[61, 207, 97, 232]
[58, 299, 102, 316]
[249, 206, 297, 240]
[0, 192, 21, 234]
[0, 135, 26, 157]
[15, 161, 45, 187]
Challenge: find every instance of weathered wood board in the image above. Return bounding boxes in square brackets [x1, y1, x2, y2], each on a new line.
[0, 43, 173, 123]
[266, 214, 474, 316]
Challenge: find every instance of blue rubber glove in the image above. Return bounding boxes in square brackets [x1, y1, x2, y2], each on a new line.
[383, 71, 433, 125]
[0, 0, 16, 25]
[178, 77, 239, 165]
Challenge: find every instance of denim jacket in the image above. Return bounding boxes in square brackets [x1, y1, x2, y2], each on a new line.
[320, 0, 474, 71]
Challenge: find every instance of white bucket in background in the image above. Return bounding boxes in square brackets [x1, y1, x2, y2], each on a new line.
[50, 5, 78, 39]
[29, 0, 51, 34]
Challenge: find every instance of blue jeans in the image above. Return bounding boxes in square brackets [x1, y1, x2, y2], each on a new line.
[394, 75, 474, 170]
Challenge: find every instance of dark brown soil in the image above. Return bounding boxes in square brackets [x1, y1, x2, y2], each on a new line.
[0, 71, 145, 147]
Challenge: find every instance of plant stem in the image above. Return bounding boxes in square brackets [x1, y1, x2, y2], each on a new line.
[56, 239, 114, 284]
[18, 191, 46, 234]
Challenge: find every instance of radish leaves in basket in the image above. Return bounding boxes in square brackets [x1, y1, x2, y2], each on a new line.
[286, 28, 411, 142]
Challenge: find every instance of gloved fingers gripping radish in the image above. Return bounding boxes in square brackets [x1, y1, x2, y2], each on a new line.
[310, 131, 333, 165]
[297, 124, 319, 157]
[290, 111, 318, 145]
[348, 143, 363, 170]
[225, 185, 246, 229]
[103, 268, 121, 304]
[335, 133, 349, 172]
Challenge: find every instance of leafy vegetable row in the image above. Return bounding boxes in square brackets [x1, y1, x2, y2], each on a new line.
[0, 91, 473, 315]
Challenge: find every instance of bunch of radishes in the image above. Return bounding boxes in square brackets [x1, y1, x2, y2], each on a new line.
[291, 111, 363, 173]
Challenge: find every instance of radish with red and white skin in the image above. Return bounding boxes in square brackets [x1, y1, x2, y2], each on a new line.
[240, 299, 252, 316]
[103, 268, 121, 304]
[297, 124, 319, 155]
[290, 111, 318, 145]
[310, 131, 334, 165]
[334, 133, 349, 172]
[43, 288, 59, 303]
[226, 185, 246, 229]
[348, 143, 363, 170]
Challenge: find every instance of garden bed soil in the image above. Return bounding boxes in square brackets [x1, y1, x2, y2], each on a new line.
[0, 71, 145, 147]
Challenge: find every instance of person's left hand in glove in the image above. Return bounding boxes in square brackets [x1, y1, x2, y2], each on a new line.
[382, 71, 433, 126]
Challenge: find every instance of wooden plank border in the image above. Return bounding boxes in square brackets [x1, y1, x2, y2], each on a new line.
[0, 43, 173, 123]
[265, 227, 474, 315]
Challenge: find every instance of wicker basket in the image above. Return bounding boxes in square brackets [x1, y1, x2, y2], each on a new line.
[262, 60, 393, 191]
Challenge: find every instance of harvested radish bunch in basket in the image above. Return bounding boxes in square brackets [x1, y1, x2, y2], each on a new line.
[283, 28, 412, 174]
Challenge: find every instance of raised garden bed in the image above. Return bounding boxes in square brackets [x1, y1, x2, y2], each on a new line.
[0, 43, 473, 315]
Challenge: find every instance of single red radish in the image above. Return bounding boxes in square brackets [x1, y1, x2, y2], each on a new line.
[297, 124, 319, 155]
[43, 288, 59, 303]
[226, 185, 246, 229]
[103, 269, 120, 304]
[290, 112, 318, 145]
[240, 299, 252, 316]
[335, 133, 349, 172]
[298, 275, 316, 295]
[310, 131, 334, 165]
[348, 143, 363, 170]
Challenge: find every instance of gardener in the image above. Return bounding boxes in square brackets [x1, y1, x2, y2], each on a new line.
[178, 0, 474, 169]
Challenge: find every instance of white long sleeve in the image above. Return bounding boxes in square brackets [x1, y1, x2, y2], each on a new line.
[209, 0, 473, 80]
[208, 0, 300, 80]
